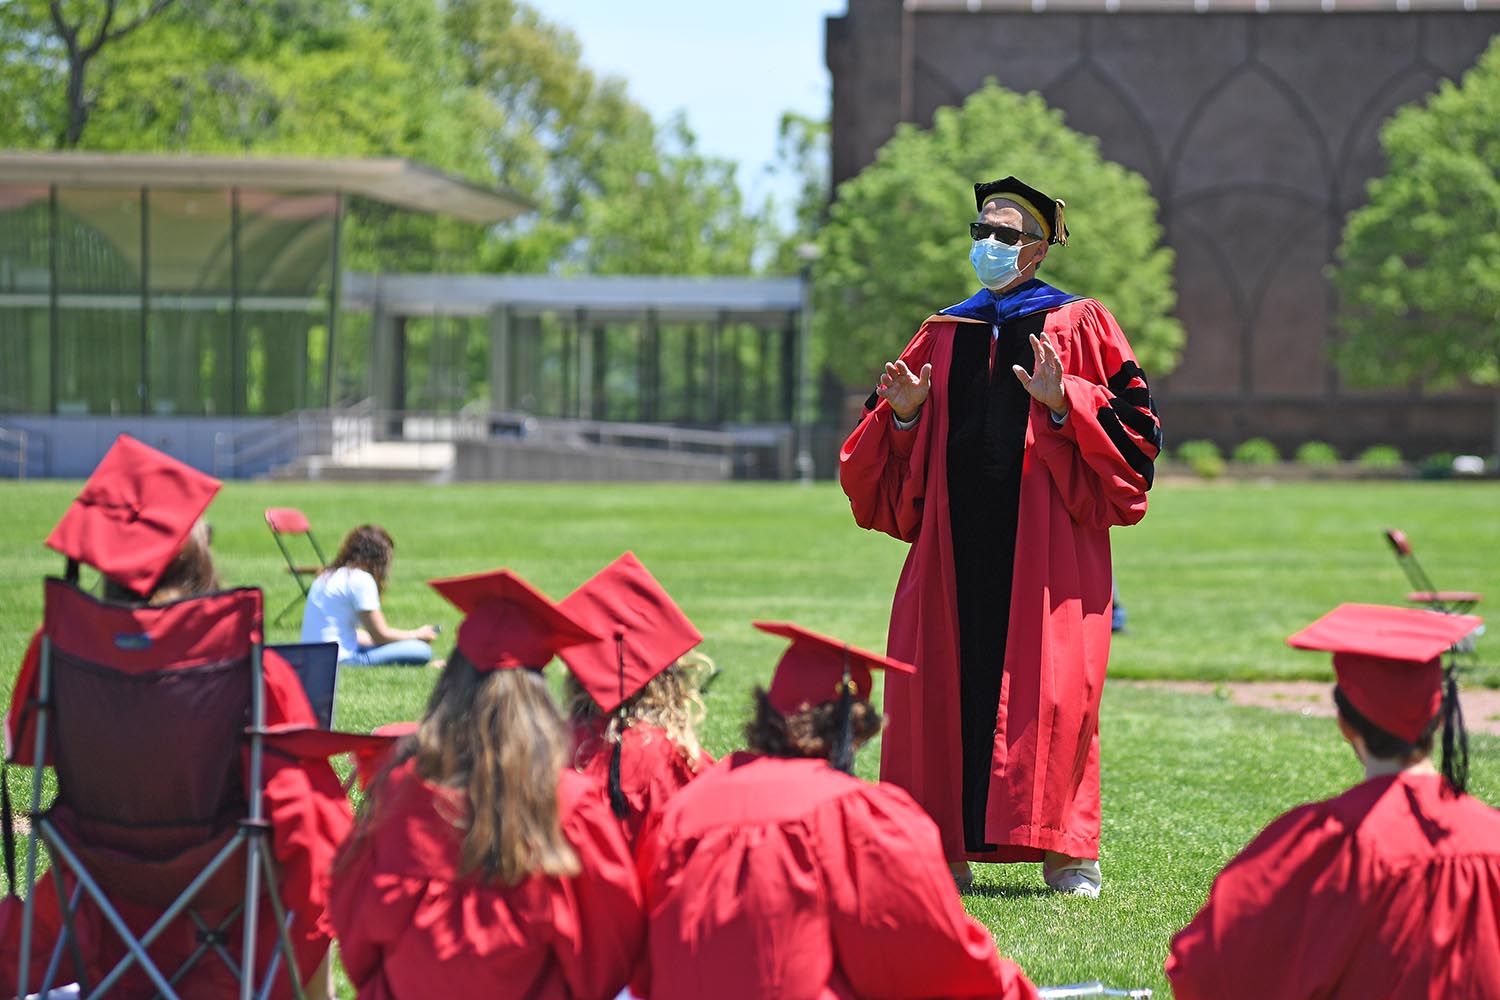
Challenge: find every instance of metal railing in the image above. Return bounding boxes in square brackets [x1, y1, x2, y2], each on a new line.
[0, 427, 29, 479]
[208, 401, 798, 480]
[491, 413, 795, 479]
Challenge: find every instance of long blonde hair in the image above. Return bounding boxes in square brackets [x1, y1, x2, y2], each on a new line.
[566, 651, 711, 769]
[350, 654, 580, 886]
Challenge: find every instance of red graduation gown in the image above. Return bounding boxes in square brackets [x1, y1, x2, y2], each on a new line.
[840, 300, 1156, 863]
[1, 631, 351, 998]
[330, 760, 644, 1000]
[636, 751, 1038, 1000]
[572, 722, 714, 847]
[1166, 771, 1500, 1000]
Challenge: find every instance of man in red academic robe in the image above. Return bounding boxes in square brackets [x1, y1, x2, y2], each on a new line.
[1167, 604, 1500, 999]
[840, 176, 1160, 894]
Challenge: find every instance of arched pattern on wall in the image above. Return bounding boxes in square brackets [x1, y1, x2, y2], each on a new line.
[837, 4, 1500, 452]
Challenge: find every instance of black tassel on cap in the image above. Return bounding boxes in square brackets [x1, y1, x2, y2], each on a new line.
[1440, 661, 1469, 795]
[829, 648, 856, 775]
[608, 631, 629, 818]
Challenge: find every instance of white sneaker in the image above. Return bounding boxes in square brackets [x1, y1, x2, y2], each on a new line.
[1043, 852, 1101, 898]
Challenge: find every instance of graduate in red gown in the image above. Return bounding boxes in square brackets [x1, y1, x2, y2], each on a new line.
[329, 569, 644, 1000]
[1, 435, 352, 999]
[636, 622, 1038, 1000]
[840, 177, 1161, 893]
[558, 551, 714, 847]
[1167, 603, 1500, 1000]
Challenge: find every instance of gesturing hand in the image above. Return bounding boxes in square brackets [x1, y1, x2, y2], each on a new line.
[1012, 332, 1068, 418]
[877, 360, 932, 422]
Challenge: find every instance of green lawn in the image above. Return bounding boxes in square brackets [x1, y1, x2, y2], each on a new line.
[1, 478, 1497, 996]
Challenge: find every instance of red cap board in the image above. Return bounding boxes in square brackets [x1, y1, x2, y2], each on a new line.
[428, 569, 599, 671]
[755, 621, 914, 715]
[45, 434, 221, 596]
[1287, 603, 1482, 743]
[558, 552, 702, 714]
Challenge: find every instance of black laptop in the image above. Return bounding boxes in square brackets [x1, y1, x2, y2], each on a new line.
[268, 641, 340, 729]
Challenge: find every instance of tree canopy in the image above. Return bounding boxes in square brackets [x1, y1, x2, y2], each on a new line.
[1331, 35, 1500, 456]
[812, 82, 1183, 387]
[0, 0, 771, 277]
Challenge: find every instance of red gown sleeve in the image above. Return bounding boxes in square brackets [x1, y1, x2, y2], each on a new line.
[551, 777, 645, 1000]
[825, 784, 1039, 1000]
[1031, 300, 1160, 530]
[1165, 803, 1365, 1000]
[839, 325, 941, 543]
[327, 825, 413, 1000]
[256, 652, 353, 967]
[4, 630, 44, 765]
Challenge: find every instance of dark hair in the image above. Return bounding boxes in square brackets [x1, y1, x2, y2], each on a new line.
[101, 518, 220, 606]
[327, 524, 395, 591]
[743, 687, 882, 767]
[1334, 682, 1468, 794]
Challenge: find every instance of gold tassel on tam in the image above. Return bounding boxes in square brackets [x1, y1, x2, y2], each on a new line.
[1053, 199, 1069, 246]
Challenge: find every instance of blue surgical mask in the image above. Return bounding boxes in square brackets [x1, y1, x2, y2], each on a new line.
[970, 237, 1022, 291]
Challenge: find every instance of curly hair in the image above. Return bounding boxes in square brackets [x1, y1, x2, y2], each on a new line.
[566, 652, 711, 770]
[744, 686, 883, 761]
[327, 524, 395, 591]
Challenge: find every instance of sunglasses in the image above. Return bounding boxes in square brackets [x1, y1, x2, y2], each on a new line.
[969, 222, 1041, 246]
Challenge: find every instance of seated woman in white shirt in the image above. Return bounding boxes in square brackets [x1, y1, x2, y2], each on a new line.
[300, 524, 438, 667]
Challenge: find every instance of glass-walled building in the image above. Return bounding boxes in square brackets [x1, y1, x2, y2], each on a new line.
[0, 152, 528, 419]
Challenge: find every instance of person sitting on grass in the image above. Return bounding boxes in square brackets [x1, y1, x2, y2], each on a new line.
[300, 523, 438, 667]
[558, 551, 715, 847]
[330, 569, 644, 999]
[634, 621, 1038, 1000]
[1166, 603, 1500, 1000]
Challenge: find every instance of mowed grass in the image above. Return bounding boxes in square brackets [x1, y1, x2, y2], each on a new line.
[0, 477, 1497, 995]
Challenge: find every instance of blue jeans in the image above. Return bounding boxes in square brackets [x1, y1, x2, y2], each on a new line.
[343, 639, 433, 667]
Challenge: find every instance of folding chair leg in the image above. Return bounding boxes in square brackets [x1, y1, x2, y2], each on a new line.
[38, 869, 90, 996]
[41, 829, 181, 1000]
[172, 905, 245, 990]
[256, 842, 305, 1000]
[240, 838, 262, 1000]
[271, 594, 305, 627]
[79, 826, 247, 999]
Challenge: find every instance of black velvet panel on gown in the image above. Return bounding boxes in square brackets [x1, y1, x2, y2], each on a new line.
[946, 313, 1042, 853]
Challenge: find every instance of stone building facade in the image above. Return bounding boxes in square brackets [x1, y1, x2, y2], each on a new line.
[827, 0, 1500, 458]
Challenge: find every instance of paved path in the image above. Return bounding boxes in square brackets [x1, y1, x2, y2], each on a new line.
[1121, 680, 1500, 735]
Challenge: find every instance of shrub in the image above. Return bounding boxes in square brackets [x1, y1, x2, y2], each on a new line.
[1356, 445, 1403, 469]
[1176, 439, 1225, 480]
[1418, 452, 1456, 480]
[1294, 441, 1340, 466]
[1231, 437, 1281, 466]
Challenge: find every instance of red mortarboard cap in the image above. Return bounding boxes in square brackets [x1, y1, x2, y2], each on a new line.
[45, 434, 221, 596]
[755, 621, 914, 714]
[558, 552, 702, 714]
[428, 569, 599, 671]
[1288, 603, 1483, 743]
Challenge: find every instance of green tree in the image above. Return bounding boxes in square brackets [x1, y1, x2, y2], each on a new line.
[1331, 37, 1500, 462]
[813, 82, 1184, 387]
[765, 111, 830, 275]
[580, 114, 765, 275]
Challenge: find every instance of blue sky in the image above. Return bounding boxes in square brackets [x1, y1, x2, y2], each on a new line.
[530, 0, 847, 214]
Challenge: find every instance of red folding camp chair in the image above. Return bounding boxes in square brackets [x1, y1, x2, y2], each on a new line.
[1384, 529, 1481, 615]
[263, 509, 328, 626]
[11, 580, 310, 1000]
